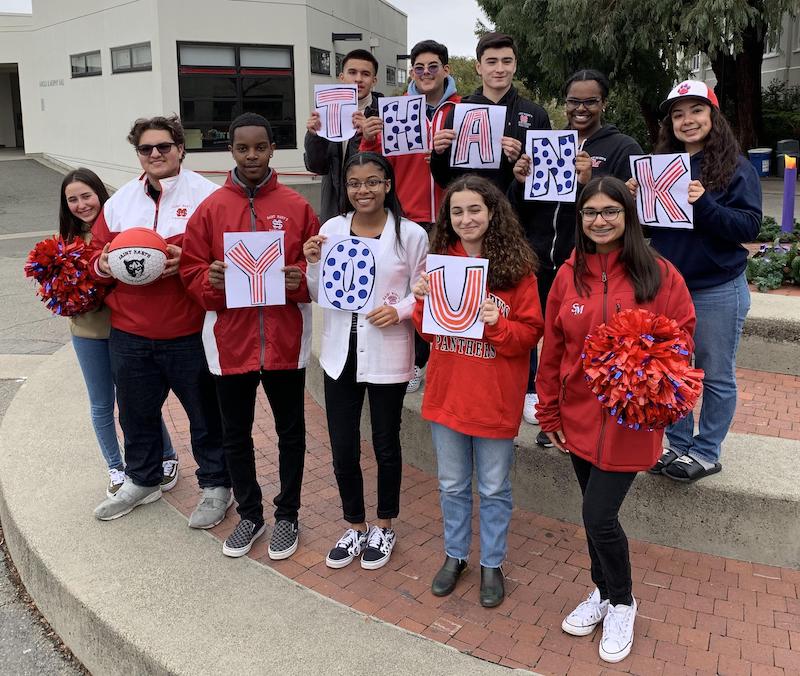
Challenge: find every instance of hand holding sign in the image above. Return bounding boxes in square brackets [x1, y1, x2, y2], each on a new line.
[523, 130, 578, 202]
[379, 95, 428, 156]
[422, 254, 488, 339]
[450, 104, 506, 169]
[629, 153, 693, 229]
[314, 84, 358, 141]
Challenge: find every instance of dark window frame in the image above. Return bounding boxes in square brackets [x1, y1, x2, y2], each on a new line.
[386, 65, 396, 86]
[70, 50, 102, 78]
[111, 42, 152, 74]
[310, 47, 331, 75]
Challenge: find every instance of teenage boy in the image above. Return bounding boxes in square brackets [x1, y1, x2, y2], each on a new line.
[181, 113, 320, 559]
[360, 39, 460, 393]
[91, 115, 232, 526]
[304, 49, 382, 223]
[430, 32, 550, 192]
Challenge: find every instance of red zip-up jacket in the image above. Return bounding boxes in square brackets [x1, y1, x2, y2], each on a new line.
[412, 241, 544, 438]
[360, 94, 459, 224]
[180, 170, 320, 375]
[536, 249, 696, 472]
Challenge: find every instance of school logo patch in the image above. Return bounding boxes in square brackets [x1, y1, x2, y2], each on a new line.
[383, 291, 400, 306]
[677, 82, 691, 95]
[517, 112, 532, 129]
[590, 155, 607, 169]
[571, 303, 584, 315]
[267, 214, 288, 230]
[174, 206, 189, 218]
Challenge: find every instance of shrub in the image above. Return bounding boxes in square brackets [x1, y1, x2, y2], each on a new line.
[746, 238, 800, 291]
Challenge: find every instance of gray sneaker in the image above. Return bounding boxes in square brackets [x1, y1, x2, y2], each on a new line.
[94, 480, 161, 521]
[188, 487, 233, 529]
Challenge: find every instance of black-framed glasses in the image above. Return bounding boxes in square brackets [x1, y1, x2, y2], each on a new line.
[345, 178, 387, 190]
[135, 142, 177, 156]
[580, 207, 624, 222]
[565, 97, 602, 110]
[412, 63, 442, 76]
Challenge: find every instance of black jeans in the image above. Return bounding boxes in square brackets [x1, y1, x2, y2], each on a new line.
[214, 369, 306, 525]
[414, 331, 430, 370]
[570, 454, 637, 606]
[109, 329, 229, 489]
[323, 337, 407, 523]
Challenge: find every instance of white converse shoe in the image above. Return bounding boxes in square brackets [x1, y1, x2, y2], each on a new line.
[522, 392, 539, 424]
[562, 588, 609, 636]
[599, 597, 637, 663]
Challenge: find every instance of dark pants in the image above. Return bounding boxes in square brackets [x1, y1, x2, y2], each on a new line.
[528, 265, 557, 393]
[214, 369, 306, 525]
[413, 221, 433, 371]
[323, 337, 407, 523]
[570, 454, 636, 606]
[109, 329, 229, 489]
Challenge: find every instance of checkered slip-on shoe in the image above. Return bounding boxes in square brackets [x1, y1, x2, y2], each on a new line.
[268, 520, 299, 560]
[222, 519, 266, 558]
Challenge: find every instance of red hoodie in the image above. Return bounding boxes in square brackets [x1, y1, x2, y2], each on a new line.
[360, 94, 459, 224]
[536, 250, 696, 472]
[412, 241, 544, 438]
[180, 170, 320, 375]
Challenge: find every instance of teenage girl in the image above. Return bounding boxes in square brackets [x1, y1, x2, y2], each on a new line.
[304, 152, 428, 570]
[412, 175, 543, 607]
[59, 168, 178, 496]
[536, 176, 695, 663]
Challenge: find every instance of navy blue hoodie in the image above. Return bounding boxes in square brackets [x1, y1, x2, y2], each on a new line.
[649, 152, 762, 290]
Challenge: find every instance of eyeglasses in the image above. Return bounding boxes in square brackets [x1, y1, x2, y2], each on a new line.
[580, 207, 624, 222]
[135, 142, 178, 156]
[345, 178, 387, 190]
[565, 97, 602, 110]
[412, 63, 442, 77]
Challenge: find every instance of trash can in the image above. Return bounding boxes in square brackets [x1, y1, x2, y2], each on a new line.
[748, 148, 772, 177]
[776, 139, 800, 180]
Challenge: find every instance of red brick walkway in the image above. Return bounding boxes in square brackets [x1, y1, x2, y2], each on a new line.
[163, 371, 800, 676]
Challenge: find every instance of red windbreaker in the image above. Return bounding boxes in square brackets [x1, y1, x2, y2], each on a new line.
[412, 241, 544, 438]
[180, 170, 320, 375]
[535, 250, 696, 472]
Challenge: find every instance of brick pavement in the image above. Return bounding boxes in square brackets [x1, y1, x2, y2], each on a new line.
[162, 370, 800, 676]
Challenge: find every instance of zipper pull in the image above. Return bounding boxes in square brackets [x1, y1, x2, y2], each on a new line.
[601, 271, 607, 288]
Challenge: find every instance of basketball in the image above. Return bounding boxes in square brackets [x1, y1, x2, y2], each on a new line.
[107, 227, 169, 286]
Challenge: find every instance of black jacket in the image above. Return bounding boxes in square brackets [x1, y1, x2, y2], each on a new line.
[430, 86, 550, 193]
[303, 92, 381, 223]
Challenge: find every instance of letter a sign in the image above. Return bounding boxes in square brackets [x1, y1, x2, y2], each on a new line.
[630, 153, 694, 229]
[450, 103, 506, 169]
[422, 254, 488, 339]
[223, 231, 286, 308]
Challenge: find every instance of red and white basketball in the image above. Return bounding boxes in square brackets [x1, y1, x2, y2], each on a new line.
[107, 227, 168, 286]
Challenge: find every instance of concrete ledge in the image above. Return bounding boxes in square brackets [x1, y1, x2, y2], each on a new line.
[0, 346, 522, 676]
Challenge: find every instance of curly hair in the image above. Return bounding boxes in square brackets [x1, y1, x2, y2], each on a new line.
[430, 175, 537, 290]
[127, 114, 186, 160]
[655, 105, 740, 192]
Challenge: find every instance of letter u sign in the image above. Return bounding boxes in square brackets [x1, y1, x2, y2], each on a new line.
[427, 265, 485, 333]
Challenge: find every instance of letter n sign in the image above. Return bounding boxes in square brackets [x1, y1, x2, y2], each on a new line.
[524, 130, 578, 202]
[379, 95, 428, 156]
[630, 153, 693, 229]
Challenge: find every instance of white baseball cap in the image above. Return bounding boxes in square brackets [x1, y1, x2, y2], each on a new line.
[660, 80, 720, 114]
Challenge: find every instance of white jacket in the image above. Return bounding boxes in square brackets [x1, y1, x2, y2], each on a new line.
[307, 212, 428, 383]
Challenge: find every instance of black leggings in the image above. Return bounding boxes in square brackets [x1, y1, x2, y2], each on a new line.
[570, 454, 637, 606]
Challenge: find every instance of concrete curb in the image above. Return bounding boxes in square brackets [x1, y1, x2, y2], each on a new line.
[0, 347, 528, 676]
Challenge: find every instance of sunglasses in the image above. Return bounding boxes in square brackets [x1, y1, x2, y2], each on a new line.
[135, 142, 178, 156]
[412, 63, 442, 77]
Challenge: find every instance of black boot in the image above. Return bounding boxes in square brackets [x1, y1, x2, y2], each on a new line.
[431, 556, 467, 597]
[480, 565, 505, 607]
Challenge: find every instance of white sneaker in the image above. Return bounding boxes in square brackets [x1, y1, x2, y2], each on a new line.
[360, 525, 396, 570]
[562, 588, 609, 636]
[406, 366, 423, 394]
[325, 526, 369, 568]
[599, 597, 637, 663]
[106, 468, 126, 498]
[522, 392, 539, 424]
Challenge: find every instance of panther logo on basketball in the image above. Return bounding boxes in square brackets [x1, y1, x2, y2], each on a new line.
[124, 258, 146, 278]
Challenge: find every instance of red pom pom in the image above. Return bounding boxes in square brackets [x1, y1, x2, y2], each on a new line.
[581, 308, 704, 430]
[24, 236, 108, 317]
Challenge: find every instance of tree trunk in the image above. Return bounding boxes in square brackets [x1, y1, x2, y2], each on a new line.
[639, 100, 661, 148]
[735, 24, 765, 150]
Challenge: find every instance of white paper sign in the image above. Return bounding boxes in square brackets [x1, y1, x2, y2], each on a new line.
[314, 84, 358, 141]
[629, 153, 693, 229]
[524, 130, 578, 202]
[422, 254, 488, 339]
[223, 231, 286, 308]
[379, 95, 428, 156]
[318, 236, 381, 314]
[450, 103, 506, 169]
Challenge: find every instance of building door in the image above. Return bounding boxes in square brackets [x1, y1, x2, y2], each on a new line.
[0, 65, 23, 149]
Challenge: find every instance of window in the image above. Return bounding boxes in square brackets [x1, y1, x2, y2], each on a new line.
[310, 47, 330, 75]
[386, 65, 396, 86]
[70, 51, 101, 78]
[335, 52, 345, 76]
[794, 16, 800, 51]
[764, 31, 782, 57]
[111, 42, 152, 73]
[177, 42, 296, 151]
[690, 53, 701, 72]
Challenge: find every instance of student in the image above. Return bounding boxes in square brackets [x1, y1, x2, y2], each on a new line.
[629, 81, 761, 482]
[429, 32, 550, 193]
[536, 176, 695, 663]
[303, 152, 427, 570]
[412, 175, 543, 607]
[511, 69, 642, 445]
[91, 115, 231, 526]
[304, 49, 382, 223]
[60, 168, 178, 497]
[360, 39, 461, 394]
[181, 113, 320, 559]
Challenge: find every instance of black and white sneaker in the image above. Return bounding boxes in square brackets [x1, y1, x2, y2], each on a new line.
[326, 526, 369, 569]
[268, 520, 299, 560]
[222, 518, 266, 558]
[536, 430, 554, 448]
[361, 525, 396, 570]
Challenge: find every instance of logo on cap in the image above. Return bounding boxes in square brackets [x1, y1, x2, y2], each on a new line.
[678, 83, 691, 95]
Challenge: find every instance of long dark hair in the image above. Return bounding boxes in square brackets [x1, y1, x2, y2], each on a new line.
[574, 176, 661, 303]
[431, 175, 537, 290]
[59, 168, 110, 241]
[655, 104, 739, 192]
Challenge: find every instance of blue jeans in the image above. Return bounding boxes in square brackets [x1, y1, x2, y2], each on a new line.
[431, 422, 514, 568]
[666, 273, 750, 464]
[109, 329, 228, 488]
[72, 335, 176, 471]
